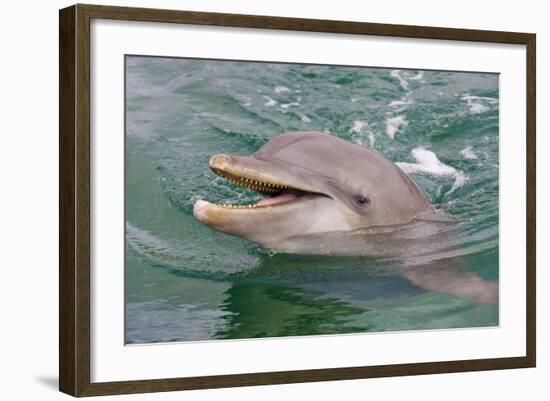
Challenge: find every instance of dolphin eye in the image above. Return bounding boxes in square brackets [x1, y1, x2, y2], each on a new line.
[354, 194, 370, 207]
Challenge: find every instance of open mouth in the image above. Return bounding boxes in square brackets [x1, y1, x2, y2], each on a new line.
[209, 166, 318, 209]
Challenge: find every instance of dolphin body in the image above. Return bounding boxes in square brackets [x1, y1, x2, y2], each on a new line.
[193, 131, 498, 304]
[194, 131, 448, 255]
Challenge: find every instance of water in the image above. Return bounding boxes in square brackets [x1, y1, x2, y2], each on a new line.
[124, 56, 499, 344]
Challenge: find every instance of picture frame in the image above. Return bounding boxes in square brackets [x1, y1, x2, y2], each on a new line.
[59, 3, 536, 397]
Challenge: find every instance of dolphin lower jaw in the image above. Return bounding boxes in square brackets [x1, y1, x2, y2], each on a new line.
[193, 195, 325, 246]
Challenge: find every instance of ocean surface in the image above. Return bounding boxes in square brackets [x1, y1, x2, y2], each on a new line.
[124, 56, 499, 344]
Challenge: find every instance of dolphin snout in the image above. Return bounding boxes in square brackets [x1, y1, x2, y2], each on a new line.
[209, 154, 232, 170]
[193, 200, 210, 222]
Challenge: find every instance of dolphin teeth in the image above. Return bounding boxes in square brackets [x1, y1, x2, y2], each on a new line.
[219, 203, 263, 209]
[213, 167, 296, 196]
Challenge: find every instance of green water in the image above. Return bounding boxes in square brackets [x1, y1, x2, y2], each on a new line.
[124, 56, 499, 344]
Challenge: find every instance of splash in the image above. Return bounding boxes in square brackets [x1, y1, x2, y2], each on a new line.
[461, 94, 498, 114]
[274, 86, 291, 93]
[350, 120, 368, 134]
[389, 98, 413, 107]
[390, 70, 409, 91]
[349, 120, 376, 148]
[460, 146, 478, 160]
[390, 70, 424, 91]
[397, 147, 467, 194]
[263, 96, 277, 107]
[386, 115, 408, 139]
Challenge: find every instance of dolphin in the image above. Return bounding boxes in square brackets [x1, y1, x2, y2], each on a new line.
[193, 131, 498, 304]
[194, 131, 445, 254]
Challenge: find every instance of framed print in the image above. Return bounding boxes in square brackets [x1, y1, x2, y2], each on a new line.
[59, 4, 536, 397]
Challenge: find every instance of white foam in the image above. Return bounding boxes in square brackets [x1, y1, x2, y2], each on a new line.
[300, 114, 311, 123]
[350, 120, 368, 134]
[408, 71, 424, 81]
[385, 115, 408, 139]
[469, 103, 490, 114]
[280, 102, 300, 109]
[390, 70, 423, 91]
[460, 146, 478, 160]
[368, 131, 376, 148]
[390, 69, 409, 90]
[463, 95, 499, 103]
[274, 86, 290, 93]
[389, 98, 413, 107]
[349, 120, 376, 148]
[461, 94, 498, 114]
[262, 96, 277, 107]
[396, 147, 467, 194]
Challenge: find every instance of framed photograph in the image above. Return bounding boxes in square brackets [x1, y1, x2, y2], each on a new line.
[59, 4, 536, 397]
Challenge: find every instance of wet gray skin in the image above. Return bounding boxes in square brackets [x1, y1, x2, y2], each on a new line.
[193, 131, 498, 304]
[194, 131, 432, 249]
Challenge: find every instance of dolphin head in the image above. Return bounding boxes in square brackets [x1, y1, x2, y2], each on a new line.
[193, 132, 431, 251]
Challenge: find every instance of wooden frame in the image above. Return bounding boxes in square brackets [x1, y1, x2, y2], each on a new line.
[59, 3, 536, 397]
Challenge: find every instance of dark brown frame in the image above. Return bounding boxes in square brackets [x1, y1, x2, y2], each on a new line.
[59, 3, 536, 397]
